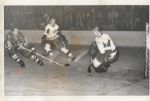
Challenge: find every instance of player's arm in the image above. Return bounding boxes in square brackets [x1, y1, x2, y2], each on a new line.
[5, 32, 18, 50]
[44, 25, 50, 35]
[104, 35, 115, 51]
[5, 34, 13, 50]
[19, 32, 28, 43]
[44, 29, 50, 35]
[42, 25, 49, 43]
[19, 33, 36, 52]
[107, 36, 117, 59]
[96, 40, 105, 54]
[57, 25, 62, 35]
[18, 32, 29, 46]
[109, 38, 116, 51]
[106, 35, 116, 51]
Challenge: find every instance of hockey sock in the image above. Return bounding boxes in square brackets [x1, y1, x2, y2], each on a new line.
[18, 60, 25, 67]
[30, 55, 44, 66]
[61, 47, 75, 60]
[11, 54, 25, 67]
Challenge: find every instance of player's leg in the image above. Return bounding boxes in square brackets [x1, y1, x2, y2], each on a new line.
[88, 52, 108, 73]
[88, 49, 109, 73]
[41, 35, 53, 56]
[19, 48, 44, 66]
[59, 33, 68, 47]
[60, 47, 76, 61]
[6, 46, 25, 67]
[10, 53, 25, 67]
[87, 58, 94, 73]
[53, 37, 76, 61]
[92, 57, 108, 73]
[43, 43, 53, 56]
[88, 42, 98, 73]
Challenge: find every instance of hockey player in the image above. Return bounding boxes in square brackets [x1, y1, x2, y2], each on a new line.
[88, 27, 118, 73]
[5, 27, 44, 68]
[41, 18, 76, 61]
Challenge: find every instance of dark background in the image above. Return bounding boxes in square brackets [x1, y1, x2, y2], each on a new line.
[4, 6, 149, 31]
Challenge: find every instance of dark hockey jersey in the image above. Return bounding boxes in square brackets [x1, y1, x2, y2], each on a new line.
[5, 31, 30, 50]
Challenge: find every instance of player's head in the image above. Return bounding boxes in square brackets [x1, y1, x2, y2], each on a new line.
[92, 27, 102, 37]
[49, 18, 56, 27]
[11, 26, 19, 35]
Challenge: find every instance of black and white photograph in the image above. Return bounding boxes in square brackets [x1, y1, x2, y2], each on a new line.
[3, 4, 149, 96]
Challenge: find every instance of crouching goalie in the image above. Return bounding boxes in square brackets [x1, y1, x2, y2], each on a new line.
[41, 18, 76, 61]
[88, 27, 119, 73]
[5, 27, 44, 68]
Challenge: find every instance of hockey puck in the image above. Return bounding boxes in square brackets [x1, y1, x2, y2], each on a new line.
[64, 63, 70, 67]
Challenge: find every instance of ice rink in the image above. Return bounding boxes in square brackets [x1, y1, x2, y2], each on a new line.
[4, 43, 149, 95]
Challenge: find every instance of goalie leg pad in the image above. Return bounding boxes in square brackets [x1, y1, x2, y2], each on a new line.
[91, 57, 109, 73]
[92, 58, 101, 68]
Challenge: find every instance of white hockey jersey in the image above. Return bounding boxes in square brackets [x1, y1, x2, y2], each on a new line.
[95, 33, 116, 54]
[44, 24, 59, 40]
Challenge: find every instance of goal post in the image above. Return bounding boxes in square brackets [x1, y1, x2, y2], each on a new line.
[145, 22, 149, 78]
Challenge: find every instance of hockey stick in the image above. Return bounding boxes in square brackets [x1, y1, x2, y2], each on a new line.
[74, 50, 89, 62]
[87, 58, 93, 73]
[74, 42, 94, 62]
[20, 45, 70, 67]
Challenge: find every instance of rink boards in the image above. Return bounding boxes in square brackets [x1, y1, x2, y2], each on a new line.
[4, 30, 146, 47]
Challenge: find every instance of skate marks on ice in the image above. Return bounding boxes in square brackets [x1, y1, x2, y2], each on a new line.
[5, 46, 148, 95]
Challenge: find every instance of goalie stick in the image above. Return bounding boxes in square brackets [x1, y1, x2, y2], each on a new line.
[74, 50, 89, 62]
[74, 40, 95, 62]
[20, 45, 70, 67]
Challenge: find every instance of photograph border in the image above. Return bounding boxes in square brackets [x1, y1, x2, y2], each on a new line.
[0, 0, 149, 101]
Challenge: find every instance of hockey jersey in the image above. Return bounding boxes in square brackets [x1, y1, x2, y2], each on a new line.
[95, 33, 116, 54]
[5, 31, 29, 50]
[44, 24, 59, 40]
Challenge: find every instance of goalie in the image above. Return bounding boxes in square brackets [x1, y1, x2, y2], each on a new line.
[88, 27, 118, 73]
[41, 18, 76, 61]
[5, 27, 44, 68]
